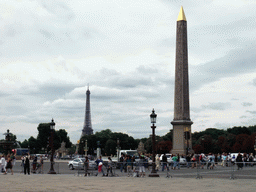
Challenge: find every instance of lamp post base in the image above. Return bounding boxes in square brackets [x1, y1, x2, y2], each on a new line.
[48, 170, 56, 174]
[148, 173, 160, 177]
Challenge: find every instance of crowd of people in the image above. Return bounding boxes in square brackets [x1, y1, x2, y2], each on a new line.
[0, 153, 16, 175]
[92, 152, 256, 177]
[0, 153, 45, 175]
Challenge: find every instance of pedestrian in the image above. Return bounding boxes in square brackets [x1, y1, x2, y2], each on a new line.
[32, 155, 37, 173]
[186, 154, 191, 168]
[4, 156, 13, 175]
[106, 157, 113, 176]
[172, 154, 178, 170]
[84, 156, 89, 176]
[138, 155, 145, 177]
[95, 156, 105, 176]
[119, 153, 124, 172]
[39, 155, 44, 173]
[155, 154, 160, 171]
[11, 153, 16, 168]
[236, 152, 243, 170]
[162, 154, 169, 171]
[24, 153, 30, 175]
[0, 155, 6, 173]
[126, 155, 132, 177]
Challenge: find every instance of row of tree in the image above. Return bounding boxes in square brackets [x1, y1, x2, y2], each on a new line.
[19, 123, 72, 154]
[3, 123, 256, 156]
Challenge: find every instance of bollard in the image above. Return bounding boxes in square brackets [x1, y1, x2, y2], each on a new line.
[166, 163, 172, 178]
[230, 162, 236, 180]
[196, 162, 202, 179]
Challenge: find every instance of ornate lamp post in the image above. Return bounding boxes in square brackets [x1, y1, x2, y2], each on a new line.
[149, 109, 159, 177]
[48, 118, 56, 174]
[97, 141, 101, 157]
[117, 138, 120, 160]
[84, 139, 88, 156]
[184, 127, 190, 155]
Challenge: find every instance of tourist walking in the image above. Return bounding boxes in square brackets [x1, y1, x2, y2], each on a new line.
[138, 155, 145, 177]
[95, 156, 105, 176]
[84, 156, 89, 176]
[32, 155, 37, 173]
[24, 153, 30, 175]
[38, 155, 44, 173]
[0, 155, 6, 173]
[172, 154, 178, 170]
[236, 153, 243, 170]
[155, 154, 160, 171]
[4, 156, 13, 175]
[119, 153, 124, 173]
[162, 154, 169, 171]
[126, 155, 132, 177]
[106, 157, 113, 176]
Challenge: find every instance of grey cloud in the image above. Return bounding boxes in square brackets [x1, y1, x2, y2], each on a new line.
[202, 102, 231, 111]
[242, 102, 253, 107]
[246, 110, 256, 115]
[253, 78, 256, 86]
[192, 102, 232, 113]
[190, 46, 256, 91]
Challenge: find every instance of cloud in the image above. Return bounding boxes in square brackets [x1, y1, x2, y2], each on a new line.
[242, 102, 253, 107]
[246, 111, 256, 115]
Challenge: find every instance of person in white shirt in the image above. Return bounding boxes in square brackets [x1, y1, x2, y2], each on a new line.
[0, 155, 6, 173]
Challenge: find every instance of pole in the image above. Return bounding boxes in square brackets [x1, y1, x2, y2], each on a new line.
[149, 124, 159, 177]
[48, 129, 56, 174]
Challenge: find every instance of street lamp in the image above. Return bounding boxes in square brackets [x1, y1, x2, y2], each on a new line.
[48, 118, 56, 174]
[184, 127, 190, 155]
[117, 138, 120, 160]
[84, 139, 88, 156]
[149, 108, 159, 177]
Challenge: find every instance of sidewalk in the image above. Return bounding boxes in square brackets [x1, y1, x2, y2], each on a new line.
[1, 174, 256, 192]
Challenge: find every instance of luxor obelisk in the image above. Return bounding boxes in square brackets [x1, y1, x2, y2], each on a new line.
[171, 7, 193, 155]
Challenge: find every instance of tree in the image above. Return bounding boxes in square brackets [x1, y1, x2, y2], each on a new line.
[28, 136, 39, 154]
[20, 139, 29, 148]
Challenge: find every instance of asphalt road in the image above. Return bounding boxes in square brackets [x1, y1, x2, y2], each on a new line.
[9, 160, 256, 179]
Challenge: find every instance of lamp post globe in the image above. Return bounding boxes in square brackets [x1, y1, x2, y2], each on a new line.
[48, 118, 56, 174]
[149, 108, 159, 177]
[150, 109, 157, 124]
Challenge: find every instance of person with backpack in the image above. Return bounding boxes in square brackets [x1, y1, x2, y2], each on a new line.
[24, 153, 30, 175]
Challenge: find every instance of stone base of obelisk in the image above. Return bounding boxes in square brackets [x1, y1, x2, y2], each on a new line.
[171, 121, 193, 155]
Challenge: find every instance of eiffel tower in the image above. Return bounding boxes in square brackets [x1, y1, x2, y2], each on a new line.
[81, 85, 93, 137]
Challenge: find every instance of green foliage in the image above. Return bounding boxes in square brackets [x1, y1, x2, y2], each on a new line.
[20, 123, 72, 154]
[227, 126, 251, 135]
[80, 129, 138, 156]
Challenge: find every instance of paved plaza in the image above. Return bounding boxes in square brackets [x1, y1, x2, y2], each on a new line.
[1, 173, 256, 192]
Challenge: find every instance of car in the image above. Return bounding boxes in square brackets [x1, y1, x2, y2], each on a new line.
[160, 154, 187, 166]
[68, 158, 97, 170]
[61, 155, 72, 160]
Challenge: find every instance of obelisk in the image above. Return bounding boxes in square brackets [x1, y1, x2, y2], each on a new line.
[171, 6, 193, 155]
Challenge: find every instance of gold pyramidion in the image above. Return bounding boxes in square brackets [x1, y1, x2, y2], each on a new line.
[177, 6, 186, 21]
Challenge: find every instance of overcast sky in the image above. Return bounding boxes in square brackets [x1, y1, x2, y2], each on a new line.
[1, 0, 256, 144]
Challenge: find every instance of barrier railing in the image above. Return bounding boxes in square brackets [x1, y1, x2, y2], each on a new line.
[13, 160, 256, 179]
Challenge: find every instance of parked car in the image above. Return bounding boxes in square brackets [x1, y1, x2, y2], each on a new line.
[61, 155, 72, 160]
[160, 154, 187, 166]
[68, 158, 97, 170]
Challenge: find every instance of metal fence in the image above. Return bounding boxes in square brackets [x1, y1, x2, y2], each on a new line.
[12, 161, 256, 180]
